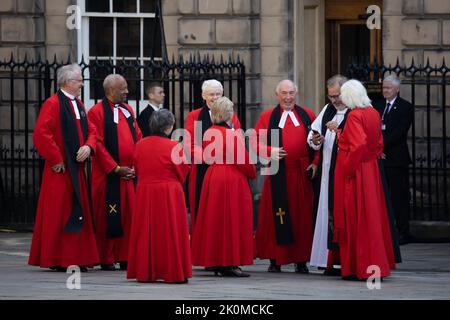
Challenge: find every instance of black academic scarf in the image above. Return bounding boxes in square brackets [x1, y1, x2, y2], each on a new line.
[327, 108, 350, 250]
[194, 106, 213, 218]
[267, 105, 314, 245]
[57, 90, 88, 233]
[102, 98, 137, 238]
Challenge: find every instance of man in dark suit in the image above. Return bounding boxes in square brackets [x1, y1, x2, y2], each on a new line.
[373, 75, 414, 245]
[137, 82, 165, 137]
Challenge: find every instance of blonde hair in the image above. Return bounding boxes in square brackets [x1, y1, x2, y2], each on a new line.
[211, 97, 234, 124]
[340, 79, 372, 109]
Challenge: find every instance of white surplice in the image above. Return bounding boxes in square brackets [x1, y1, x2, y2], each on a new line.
[307, 104, 347, 268]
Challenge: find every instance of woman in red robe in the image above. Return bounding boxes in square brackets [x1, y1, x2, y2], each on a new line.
[127, 109, 191, 283]
[191, 97, 256, 277]
[333, 79, 396, 280]
[29, 64, 99, 271]
[184, 80, 241, 234]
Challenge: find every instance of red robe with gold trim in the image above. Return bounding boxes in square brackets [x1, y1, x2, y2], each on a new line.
[333, 106, 395, 279]
[29, 93, 99, 268]
[253, 106, 319, 265]
[88, 101, 142, 265]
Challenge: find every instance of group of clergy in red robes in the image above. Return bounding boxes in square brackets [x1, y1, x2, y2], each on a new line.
[29, 64, 397, 283]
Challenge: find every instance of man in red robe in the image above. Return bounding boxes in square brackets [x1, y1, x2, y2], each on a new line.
[88, 74, 142, 271]
[253, 80, 319, 273]
[29, 64, 99, 272]
[184, 79, 241, 233]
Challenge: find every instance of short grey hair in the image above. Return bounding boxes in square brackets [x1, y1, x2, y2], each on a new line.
[211, 97, 234, 124]
[149, 109, 175, 135]
[57, 64, 82, 87]
[103, 74, 126, 93]
[327, 74, 348, 88]
[383, 74, 401, 87]
[340, 79, 372, 109]
[202, 79, 223, 93]
[275, 80, 298, 94]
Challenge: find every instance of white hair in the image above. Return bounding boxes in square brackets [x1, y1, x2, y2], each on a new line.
[340, 79, 372, 109]
[275, 80, 298, 94]
[383, 74, 401, 87]
[202, 79, 223, 93]
[57, 64, 82, 87]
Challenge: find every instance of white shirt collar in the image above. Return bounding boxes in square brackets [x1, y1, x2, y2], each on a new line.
[60, 89, 76, 100]
[149, 102, 162, 112]
[387, 96, 397, 106]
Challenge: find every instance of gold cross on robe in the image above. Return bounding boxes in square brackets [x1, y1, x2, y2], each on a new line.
[276, 208, 285, 225]
[109, 204, 117, 214]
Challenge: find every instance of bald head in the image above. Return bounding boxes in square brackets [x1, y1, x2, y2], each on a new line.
[275, 80, 298, 110]
[103, 74, 129, 104]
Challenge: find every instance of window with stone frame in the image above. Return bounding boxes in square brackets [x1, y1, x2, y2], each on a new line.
[77, 0, 163, 109]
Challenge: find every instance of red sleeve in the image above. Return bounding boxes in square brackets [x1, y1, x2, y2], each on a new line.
[87, 105, 118, 174]
[171, 142, 190, 184]
[83, 102, 97, 154]
[250, 110, 273, 159]
[338, 112, 367, 177]
[185, 110, 204, 164]
[233, 132, 256, 179]
[33, 98, 64, 166]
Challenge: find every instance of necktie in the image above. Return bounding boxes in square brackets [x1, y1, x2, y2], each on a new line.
[382, 102, 391, 121]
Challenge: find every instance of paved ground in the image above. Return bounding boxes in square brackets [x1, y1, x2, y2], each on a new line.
[0, 232, 449, 300]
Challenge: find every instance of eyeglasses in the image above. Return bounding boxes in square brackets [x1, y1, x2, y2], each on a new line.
[327, 94, 340, 100]
[68, 78, 83, 83]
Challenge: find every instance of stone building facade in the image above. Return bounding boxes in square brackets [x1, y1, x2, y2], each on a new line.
[1, 0, 449, 121]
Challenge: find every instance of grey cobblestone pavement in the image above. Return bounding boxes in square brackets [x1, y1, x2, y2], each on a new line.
[0, 232, 449, 300]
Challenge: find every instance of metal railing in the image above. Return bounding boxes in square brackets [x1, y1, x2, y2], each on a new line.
[347, 58, 450, 221]
[0, 54, 247, 228]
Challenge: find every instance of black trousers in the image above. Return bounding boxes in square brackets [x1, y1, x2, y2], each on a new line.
[385, 166, 411, 236]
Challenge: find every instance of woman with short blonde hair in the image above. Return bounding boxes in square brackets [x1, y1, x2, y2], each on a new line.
[210, 97, 234, 125]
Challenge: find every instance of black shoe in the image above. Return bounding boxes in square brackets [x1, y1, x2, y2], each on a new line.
[119, 262, 128, 271]
[50, 266, 67, 272]
[101, 264, 117, 271]
[342, 275, 358, 281]
[268, 259, 281, 273]
[222, 267, 250, 277]
[323, 267, 341, 276]
[295, 263, 309, 274]
[79, 266, 88, 273]
[172, 279, 189, 284]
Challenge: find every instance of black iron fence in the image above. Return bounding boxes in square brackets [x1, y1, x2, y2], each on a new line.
[0, 54, 246, 229]
[347, 58, 450, 221]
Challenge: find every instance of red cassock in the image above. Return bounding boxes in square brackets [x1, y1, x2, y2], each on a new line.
[185, 108, 241, 233]
[88, 101, 142, 265]
[333, 107, 396, 279]
[253, 107, 319, 265]
[191, 125, 256, 267]
[127, 136, 192, 283]
[29, 93, 99, 268]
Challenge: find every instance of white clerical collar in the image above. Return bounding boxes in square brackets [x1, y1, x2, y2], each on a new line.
[278, 109, 300, 129]
[336, 108, 348, 115]
[60, 89, 76, 100]
[113, 103, 131, 124]
[61, 89, 80, 119]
